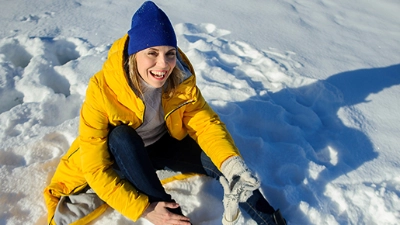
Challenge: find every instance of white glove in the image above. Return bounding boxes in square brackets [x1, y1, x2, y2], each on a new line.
[220, 176, 241, 225]
[220, 156, 260, 202]
[220, 156, 260, 225]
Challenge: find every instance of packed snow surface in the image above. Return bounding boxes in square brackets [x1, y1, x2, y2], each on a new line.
[0, 0, 399, 224]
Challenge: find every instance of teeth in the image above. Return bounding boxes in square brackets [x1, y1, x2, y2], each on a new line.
[151, 71, 166, 78]
[152, 71, 166, 75]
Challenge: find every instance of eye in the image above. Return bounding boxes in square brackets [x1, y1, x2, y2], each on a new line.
[166, 51, 176, 58]
[148, 51, 158, 56]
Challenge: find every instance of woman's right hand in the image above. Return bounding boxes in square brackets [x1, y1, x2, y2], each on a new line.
[142, 201, 191, 225]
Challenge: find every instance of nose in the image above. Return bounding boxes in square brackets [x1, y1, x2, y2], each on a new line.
[156, 55, 168, 67]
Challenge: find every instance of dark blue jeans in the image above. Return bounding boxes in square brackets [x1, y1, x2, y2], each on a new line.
[108, 125, 276, 225]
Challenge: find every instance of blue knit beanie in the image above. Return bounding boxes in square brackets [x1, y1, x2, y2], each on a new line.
[127, 1, 177, 55]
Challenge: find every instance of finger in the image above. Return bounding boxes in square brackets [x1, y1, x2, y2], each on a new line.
[220, 176, 230, 192]
[163, 202, 191, 222]
[242, 173, 259, 184]
[168, 213, 191, 223]
[237, 184, 259, 196]
[241, 180, 260, 188]
[241, 174, 260, 188]
[163, 201, 180, 209]
[168, 220, 191, 225]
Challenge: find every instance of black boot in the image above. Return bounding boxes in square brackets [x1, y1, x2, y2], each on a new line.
[272, 209, 287, 225]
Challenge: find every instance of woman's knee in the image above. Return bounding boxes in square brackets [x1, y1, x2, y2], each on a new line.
[109, 125, 140, 141]
[108, 125, 144, 154]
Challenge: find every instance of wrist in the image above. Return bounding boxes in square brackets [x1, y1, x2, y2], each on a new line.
[220, 156, 248, 181]
[142, 202, 156, 219]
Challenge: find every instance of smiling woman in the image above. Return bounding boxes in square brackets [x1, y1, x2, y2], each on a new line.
[129, 46, 180, 96]
[43, 1, 286, 225]
[137, 47, 177, 83]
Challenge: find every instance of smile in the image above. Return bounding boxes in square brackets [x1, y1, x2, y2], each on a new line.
[150, 70, 167, 79]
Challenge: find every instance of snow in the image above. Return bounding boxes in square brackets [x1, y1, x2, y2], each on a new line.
[1, 0, 399, 224]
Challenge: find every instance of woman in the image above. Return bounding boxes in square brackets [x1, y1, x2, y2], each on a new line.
[43, 1, 286, 225]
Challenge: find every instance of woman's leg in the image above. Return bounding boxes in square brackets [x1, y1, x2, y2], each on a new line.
[146, 134, 210, 175]
[109, 128, 279, 224]
[155, 135, 278, 225]
[107, 125, 172, 203]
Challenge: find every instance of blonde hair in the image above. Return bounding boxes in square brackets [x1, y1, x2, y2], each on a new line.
[125, 54, 183, 98]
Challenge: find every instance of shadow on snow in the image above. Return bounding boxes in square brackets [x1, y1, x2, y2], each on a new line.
[210, 64, 400, 224]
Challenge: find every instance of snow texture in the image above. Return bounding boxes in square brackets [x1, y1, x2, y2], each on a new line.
[0, 0, 399, 224]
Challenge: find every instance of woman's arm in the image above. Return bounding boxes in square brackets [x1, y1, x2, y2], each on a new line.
[183, 86, 241, 169]
[78, 75, 149, 221]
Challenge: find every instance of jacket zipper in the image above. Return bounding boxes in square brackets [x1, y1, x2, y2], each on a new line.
[164, 99, 195, 120]
[136, 96, 194, 131]
[164, 99, 194, 137]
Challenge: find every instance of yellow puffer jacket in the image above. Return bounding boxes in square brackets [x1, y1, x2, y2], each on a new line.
[43, 35, 240, 224]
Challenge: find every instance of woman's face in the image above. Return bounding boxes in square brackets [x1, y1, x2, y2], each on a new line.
[136, 46, 177, 88]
